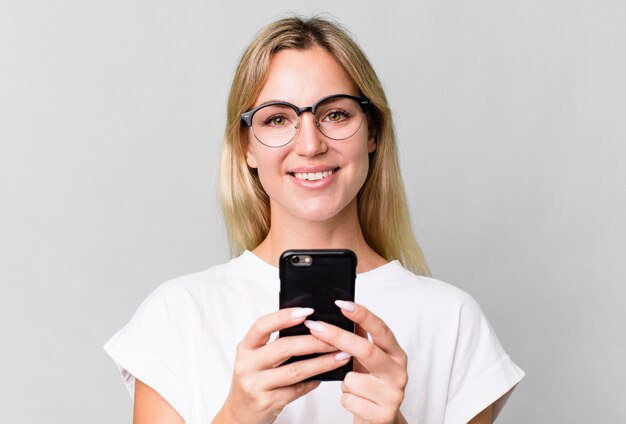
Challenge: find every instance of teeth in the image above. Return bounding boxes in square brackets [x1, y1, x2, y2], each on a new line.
[293, 169, 334, 181]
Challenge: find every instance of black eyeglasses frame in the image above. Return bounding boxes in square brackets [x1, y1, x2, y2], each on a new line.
[240, 94, 371, 128]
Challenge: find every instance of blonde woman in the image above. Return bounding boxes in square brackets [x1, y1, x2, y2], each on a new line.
[105, 16, 524, 424]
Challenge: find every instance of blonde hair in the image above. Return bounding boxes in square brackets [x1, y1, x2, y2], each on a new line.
[219, 16, 430, 276]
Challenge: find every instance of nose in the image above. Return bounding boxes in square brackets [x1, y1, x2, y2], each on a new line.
[292, 112, 328, 157]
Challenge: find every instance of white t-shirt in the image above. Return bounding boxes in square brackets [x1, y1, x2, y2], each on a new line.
[104, 251, 524, 423]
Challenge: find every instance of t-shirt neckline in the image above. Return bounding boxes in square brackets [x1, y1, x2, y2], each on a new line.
[241, 250, 402, 280]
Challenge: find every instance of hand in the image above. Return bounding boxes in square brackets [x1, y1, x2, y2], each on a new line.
[216, 307, 352, 424]
[303, 301, 408, 424]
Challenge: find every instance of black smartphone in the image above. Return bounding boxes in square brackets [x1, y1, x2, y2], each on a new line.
[279, 249, 357, 381]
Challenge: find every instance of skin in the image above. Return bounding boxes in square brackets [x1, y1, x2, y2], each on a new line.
[134, 378, 491, 423]
[133, 46, 494, 423]
[244, 46, 383, 273]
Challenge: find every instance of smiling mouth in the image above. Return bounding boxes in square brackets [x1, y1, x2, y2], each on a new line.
[289, 168, 339, 181]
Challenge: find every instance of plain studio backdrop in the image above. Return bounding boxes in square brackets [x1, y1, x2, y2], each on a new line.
[1, 1, 624, 423]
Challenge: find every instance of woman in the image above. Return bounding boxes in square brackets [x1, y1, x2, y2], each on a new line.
[105, 16, 524, 423]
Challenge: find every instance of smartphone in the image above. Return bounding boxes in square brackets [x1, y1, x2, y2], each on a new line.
[279, 249, 357, 381]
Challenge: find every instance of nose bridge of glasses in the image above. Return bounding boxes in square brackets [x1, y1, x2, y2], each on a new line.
[292, 112, 327, 154]
[296, 105, 314, 116]
[294, 105, 321, 130]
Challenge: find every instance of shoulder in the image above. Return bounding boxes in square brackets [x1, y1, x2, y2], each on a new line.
[363, 262, 525, 423]
[361, 261, 479, 311]
[136, 251, 276, 322]
[417, 274, 483, 314]
[358, 261, 493, 343]
[149, 252, 259, 301]
[129, 255, 239, 319]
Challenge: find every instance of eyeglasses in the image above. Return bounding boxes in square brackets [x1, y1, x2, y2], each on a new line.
[240, 94, 371, 148]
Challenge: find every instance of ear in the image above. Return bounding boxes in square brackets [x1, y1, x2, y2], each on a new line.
[246, 146, 258, 169]
[241, 129, 258, 169]
[367, 120, 377, 153]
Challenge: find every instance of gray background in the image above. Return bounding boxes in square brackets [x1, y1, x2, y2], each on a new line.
[1, 1, 624, 423]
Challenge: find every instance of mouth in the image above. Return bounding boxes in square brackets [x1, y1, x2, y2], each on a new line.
[288, 167, 339, 181]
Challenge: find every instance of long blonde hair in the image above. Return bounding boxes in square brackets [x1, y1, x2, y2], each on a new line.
[219, 16, 430, 276]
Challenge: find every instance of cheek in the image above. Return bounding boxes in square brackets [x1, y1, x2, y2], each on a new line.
[354, 152, 371, 189]
[251, 152, 285, 192]
[351, 140, 372, 178]
[256, 169, 275, 194]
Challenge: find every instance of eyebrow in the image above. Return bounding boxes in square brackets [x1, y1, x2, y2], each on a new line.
[253, 93, 361, 109]
[254, 99, 290, 108]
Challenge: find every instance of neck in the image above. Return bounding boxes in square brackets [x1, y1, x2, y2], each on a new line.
[252, 199, 387, 273]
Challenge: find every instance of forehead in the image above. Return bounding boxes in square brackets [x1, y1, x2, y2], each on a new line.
[254, 45, 359, 107]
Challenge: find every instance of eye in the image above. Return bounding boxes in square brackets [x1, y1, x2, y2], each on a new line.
[264, 115, 289, 126]
[324, 110, 350, 122]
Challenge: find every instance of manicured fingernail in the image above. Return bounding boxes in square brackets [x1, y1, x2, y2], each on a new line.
[335, 300, 356, 312]
[304, 320, 326, 333]
[335, 351, 351, 361]
[291, 308, 314, 319]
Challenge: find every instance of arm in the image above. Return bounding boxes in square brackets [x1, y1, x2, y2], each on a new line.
[133, 378, 184, 424]
[468, 404, 493, 424]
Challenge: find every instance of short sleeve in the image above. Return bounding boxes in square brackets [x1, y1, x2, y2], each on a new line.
[443, 294, 525, 423]
[103, 285, 187, 419]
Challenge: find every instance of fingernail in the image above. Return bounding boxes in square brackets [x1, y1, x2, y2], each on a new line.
[304, 320, 326, 333]
[291, 307, 314, 319]
[335, 351, 351, 361]
[335, 300, 356, 312]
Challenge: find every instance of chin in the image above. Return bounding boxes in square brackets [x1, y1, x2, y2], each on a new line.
[297, 211, 341, 223]
[286, 206, 335, 222]
[292, 199, 355, 223]
[270, 194, 358, 224]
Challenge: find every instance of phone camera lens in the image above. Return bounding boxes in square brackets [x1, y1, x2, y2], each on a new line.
[291, 256, 300, 264]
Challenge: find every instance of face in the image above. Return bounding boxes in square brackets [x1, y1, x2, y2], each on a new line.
[245, 46, 376, 224]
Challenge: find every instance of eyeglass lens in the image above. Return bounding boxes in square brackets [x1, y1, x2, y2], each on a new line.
[251, 97, 365, 147]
